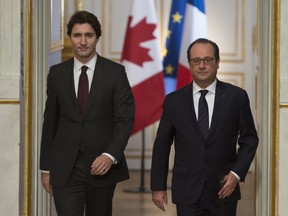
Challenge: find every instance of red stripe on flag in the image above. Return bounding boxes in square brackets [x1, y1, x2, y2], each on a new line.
[176, 64, 192, 89]
[131, 72, 165, 134]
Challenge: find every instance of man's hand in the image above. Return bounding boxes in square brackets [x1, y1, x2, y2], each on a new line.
[41, 172, 53, 195]
[90, 154, 113, 176]
[152, 191, 168, 211]
[218, 172, 238, 199]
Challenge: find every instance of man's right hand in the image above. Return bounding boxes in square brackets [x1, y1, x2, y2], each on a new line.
[41, 172, 53, 195]
[152, 191, 168, 211]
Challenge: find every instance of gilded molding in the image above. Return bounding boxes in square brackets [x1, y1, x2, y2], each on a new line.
[75, 0, 84, 11]
[271, 0, 280, 215]
[280, 103, 288, 108]
[19, 0, 33, 215]
[0, 100, 20, 104]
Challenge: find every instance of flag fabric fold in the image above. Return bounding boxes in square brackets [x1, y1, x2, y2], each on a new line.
[163, 0, 208, 94]
[121, 0, 165, 134]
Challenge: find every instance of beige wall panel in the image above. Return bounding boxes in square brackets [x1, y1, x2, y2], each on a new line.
[0, 0, 20, 215]
[0, 106, 19, 215]
[280, 0, 288, 103]
[0, 0, 20, 99]
[279, 109, 288, 215]
[206, 0, 244, 62]
[279, 0, 288, 214]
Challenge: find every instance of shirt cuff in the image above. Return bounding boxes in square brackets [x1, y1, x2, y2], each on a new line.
[230, 171, 240, 181]
[40, 170, 50, 173]
[102, 153, 117, 164]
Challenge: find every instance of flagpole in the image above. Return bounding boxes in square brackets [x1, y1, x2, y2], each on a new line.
[123, 129, 150, 193]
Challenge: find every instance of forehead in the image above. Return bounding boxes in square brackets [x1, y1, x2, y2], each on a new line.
[71, 23, 95, 34]
[190, 43, 214, 57]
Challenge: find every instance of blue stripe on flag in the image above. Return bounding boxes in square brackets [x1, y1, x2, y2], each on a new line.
[163, 0, 186, 94]
[187, 0, 205, 13]
[163, 0, 206, 95]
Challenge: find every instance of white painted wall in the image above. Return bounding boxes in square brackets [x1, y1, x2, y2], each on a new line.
[0, 0, 20, 215]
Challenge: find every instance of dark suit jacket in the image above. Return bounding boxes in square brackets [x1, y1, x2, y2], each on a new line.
[40, 55, 135, 187]
[150, 80, 258, 204]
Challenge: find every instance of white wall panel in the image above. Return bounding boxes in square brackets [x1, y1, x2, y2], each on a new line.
[0, 105, 19, 215]
[0, 0, 20, 99]
[0, 0, 20, 215]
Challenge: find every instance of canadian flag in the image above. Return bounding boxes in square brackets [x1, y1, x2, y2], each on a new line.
[121, 0, 165, 134]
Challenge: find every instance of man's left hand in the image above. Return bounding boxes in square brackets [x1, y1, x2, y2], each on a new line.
[218, 172, 239, 199]
[90, 154, 113, 176]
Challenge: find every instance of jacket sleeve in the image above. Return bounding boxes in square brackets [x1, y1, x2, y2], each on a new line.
[232, 90, 258, 181]
[39, 68, 60, 171]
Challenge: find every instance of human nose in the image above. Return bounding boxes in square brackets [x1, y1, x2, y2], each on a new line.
[80, 36, 87, 45]
[199, 59, 205, 67]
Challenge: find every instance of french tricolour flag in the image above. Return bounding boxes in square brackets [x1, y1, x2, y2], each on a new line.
[121, 0, 165, 134]
[163, 0, 208, 94]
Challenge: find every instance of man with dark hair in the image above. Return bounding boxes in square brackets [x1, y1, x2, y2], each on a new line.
[40, 11, 135, 216]
[151, 38, 258, 216]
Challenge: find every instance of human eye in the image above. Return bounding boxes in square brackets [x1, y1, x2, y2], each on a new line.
[203, 57, 213, 64]
[86, 33, 95, 38]
[72, 33, 82, 38]
[191, 58, 201, 64]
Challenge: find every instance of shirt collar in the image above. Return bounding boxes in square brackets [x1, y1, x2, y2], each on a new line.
[193, 79, 217, 95]
[74, 53, 97, 72]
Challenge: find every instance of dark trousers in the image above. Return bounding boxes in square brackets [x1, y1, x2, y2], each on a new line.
[52, 152, 116, 216]
[176, 185, 238, 216]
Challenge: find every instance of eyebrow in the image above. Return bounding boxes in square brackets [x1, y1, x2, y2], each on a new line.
[72, 32, 95, 36]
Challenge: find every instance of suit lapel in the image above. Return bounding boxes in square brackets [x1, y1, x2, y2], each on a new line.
[208, 80, 226, 139]
[183, 84, 205, 139]
[62, 58, 82, 116]
[83, 55, 105, 118]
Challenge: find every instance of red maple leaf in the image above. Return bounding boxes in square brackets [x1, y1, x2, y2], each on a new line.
[121, 16, 156, 67]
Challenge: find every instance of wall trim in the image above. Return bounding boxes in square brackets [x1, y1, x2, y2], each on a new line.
[271, 0, 280, 215]
[0, 100, 20, 104]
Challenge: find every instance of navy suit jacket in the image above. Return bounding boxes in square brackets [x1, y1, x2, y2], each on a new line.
[40, 55, 135, 187]
[150, 80, 258, 204]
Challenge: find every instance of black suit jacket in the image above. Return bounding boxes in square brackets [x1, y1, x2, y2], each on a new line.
[40, 55, 135, 187]
[150, 80, 258, 204]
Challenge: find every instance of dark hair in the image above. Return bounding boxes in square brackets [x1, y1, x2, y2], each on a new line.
[67, 11, 102, 38]
[186, 38, 220, 61]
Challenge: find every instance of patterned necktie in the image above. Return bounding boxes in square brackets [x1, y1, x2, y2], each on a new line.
[198, 90, 209, 140]
[77, 65, 89, 116]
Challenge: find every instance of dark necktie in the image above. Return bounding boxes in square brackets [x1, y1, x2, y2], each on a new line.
[198, 90, 209, 140]
[77, 65, 89, 116]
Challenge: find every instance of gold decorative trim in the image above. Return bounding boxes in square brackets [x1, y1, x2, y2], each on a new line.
[0, 100, 20, 104]
[271, 0, 280, 215]
[75, 0, 84, 11]
[20, 0, 33, 215]
[280, 103, 288, 108]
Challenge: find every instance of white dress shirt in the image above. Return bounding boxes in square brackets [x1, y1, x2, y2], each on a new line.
[73, 55, 97, 94]
[193, 80, 216, 128]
